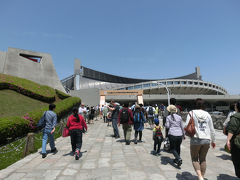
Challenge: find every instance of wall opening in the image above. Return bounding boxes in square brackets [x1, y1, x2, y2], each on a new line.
[19, 53, 42, 63]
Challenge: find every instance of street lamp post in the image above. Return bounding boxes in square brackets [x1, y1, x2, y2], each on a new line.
[158, 82, 170, 106]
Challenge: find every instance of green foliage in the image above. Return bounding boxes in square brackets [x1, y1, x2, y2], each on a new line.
[0, 90, 48, 118]
[55, 89, 71, 100]
[0, 124, 63, 170]
[0, 97, 81, 145]
[0, 73, 55, 102]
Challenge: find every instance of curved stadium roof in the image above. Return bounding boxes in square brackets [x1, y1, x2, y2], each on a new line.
[61, 66, 228, 95]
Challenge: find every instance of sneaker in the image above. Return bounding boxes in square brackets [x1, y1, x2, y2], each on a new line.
[75, 150, 80, 160]
[173, 159, 178, 164]
[51, 148, 57, 153]
[42, 153, 47, 158]
[177, 159, 182, 167]
[152, 150, 157, 155]
[134, 140, 138, 144]
[126, 141, 130, 145]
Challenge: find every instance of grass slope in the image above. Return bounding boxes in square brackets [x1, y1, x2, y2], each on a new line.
[0, 90, 48, 118]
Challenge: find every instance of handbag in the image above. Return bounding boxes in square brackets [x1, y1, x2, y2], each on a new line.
[62, 127, 70, 137]
[184, 111, 196, 137]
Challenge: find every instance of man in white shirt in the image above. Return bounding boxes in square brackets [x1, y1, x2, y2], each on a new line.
[146, 105, 156, 128]
[79, 103, 88, 122]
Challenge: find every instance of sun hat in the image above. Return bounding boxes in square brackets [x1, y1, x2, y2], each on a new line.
[167, 105, 177, 113]
[135, 104, 140, 109]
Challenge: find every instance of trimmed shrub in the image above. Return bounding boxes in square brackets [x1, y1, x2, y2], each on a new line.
[0, 74, 55, 103]
[0, 97, 81, 145]
[55, 89, 71, 100]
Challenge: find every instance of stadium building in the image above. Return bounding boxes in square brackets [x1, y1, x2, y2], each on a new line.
[62, 59, 239, 112]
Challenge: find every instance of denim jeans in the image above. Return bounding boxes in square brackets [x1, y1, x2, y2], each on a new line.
[112, 118, 120, 137]
[42, 128, 55, 154]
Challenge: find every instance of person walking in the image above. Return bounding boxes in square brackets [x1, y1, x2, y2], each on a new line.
[146, 105, 155, 128]
[152, 118, 163, 155]
[226, 101, 240, 178]
[133, 104, 146, 144]
[118, 103, 133, 145]
[223, 103, 236, 135]
[102, 105, 108, 123]
[79, 103, 88, 123]
[40, 104, 58, 158]
[154, 104, 159, 119]
[165, 105, 185, 167]
[67, 107, 88, 160]
[109, 100, 120, 138]
[89, 106, 95, 124]
[185, 98, 216, 180]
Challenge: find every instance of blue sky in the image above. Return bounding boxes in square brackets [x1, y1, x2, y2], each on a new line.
[0, 0, 240, 94]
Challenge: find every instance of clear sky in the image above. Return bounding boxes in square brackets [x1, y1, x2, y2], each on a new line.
[0, 0, 240, 94]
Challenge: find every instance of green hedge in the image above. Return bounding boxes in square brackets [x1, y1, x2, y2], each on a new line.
[55, 89, 71, 100]
[0, 74, 55, 103]
[0, 97, 81, 145]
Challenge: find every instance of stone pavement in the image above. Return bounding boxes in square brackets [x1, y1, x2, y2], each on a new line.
[0, 118, 238, 180]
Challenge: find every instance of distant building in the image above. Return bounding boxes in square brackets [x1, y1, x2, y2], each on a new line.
[62, 59, 240, 111]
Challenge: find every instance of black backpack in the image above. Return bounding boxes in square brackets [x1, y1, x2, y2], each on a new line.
[120, 108, 129, 124]
[148, 106, 153, 115]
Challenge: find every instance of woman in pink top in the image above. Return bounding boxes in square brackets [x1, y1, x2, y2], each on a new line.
[67, 107, 87, 160]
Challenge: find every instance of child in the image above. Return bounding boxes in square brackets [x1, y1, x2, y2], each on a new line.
[106, 111, 112, 127]
[152, 118, 163, 155]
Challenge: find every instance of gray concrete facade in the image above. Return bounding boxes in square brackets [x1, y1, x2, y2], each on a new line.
[0, 47, 65, 92]
[70, 88, 100, 106]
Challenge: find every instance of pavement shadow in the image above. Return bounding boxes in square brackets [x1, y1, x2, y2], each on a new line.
[39, 150, 52, 155]
[216, 154, 231, 161]
[63, 151, 74, 156]
[106, 134, 115, 138]
[63, 150, 87, 157]
[145, 127, 153, 131]
[160, 156, 180, 169]
[217, 174, 239, 180]
[176, 172, 198, 180]
[116, 139, 126, 143]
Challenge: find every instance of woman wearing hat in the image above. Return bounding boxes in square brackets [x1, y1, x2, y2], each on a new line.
[133, 104, 146, 144]
[165, 105, 185, 167]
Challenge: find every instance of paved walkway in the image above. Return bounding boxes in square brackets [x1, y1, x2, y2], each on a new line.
[0, 118, 238, 180]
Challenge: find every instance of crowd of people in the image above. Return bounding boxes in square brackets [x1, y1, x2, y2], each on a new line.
[38, 98, 240, 179]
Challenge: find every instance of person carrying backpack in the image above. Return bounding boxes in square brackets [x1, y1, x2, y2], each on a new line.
[152, 118, 163, 155]
[118, 103, 133, 145]
[133, 104, 146, 144]
[39, 104, 58, 158]
[147, 105, 155, 128]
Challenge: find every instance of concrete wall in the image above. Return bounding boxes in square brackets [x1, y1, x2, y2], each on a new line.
[1, 47, 65, 92]
[70, 88, 99, 106]
[0, 51, 6, 73]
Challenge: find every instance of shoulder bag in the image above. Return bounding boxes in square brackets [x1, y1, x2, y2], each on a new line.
[184, 111, 196, 137]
